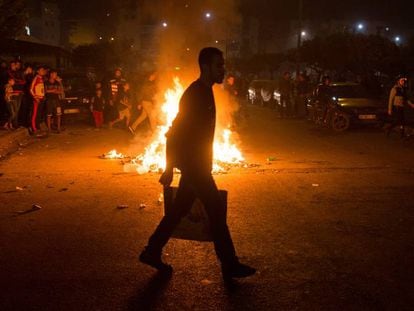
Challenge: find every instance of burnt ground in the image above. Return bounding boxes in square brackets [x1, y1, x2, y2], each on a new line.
[1, 105, 413, 310]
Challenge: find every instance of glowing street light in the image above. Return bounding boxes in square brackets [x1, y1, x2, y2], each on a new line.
[357, 23, 364, 30]
[162, 22, 168, 28]
[395, 36, 401, 43]
[110, 37, 114, 41]
[301, 31, 307, 37]
[205, 12, 212, 19]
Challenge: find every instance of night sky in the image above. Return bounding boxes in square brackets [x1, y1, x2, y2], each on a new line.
[58, 0, 414, 27]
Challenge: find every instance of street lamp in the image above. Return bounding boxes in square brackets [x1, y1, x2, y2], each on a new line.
[162, 22, 168, 28]
[205, 12, 212, 19]
[301, 31, 307, 37]
[395, 36, 401, 43]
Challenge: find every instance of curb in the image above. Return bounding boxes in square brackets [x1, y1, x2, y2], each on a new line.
[0, 128, 31, 160]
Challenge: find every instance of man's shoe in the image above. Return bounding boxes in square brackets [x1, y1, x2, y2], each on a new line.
[139, 248, 172, 273]
[222, 262, 256, 279]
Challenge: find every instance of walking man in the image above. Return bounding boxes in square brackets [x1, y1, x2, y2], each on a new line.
[139, 47, 256, 281]
[387, 75, 414, 138]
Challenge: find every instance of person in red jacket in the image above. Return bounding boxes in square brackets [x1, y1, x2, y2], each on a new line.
[30, 66, 46, 133]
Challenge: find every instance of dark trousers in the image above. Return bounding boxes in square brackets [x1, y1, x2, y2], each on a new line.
[280, 94, 291, 117]
[391, 106, 405, 127]
[147, 169, 237, 265]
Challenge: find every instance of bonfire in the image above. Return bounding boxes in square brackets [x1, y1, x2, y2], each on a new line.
[106, 77, 245, 174]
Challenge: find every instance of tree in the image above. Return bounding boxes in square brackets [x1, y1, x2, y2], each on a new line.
[0, 0, 27, 39]
[297, 33, 403, 78]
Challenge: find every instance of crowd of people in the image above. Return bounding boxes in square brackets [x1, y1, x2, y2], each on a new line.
[0, 61, 160, 136]
[91, 68, 158, 134]
[0, 59, 64, 134]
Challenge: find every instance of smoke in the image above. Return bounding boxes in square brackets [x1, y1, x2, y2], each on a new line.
[126, 0, 242, 156]
[140, 0, 241, 129]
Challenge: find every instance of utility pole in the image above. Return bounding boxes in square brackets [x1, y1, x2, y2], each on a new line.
[296, 0, 303, 76]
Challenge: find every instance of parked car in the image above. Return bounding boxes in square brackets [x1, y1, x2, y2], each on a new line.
[247, 80, 280, 108]
[60, 72, 94, 120]
[307, 82, 387, 131]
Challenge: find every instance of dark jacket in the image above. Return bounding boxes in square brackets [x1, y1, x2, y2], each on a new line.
[166, 79, 216, 173]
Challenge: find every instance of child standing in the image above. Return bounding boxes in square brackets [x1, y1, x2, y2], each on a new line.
[91, 88, 105, 128]
[3, 77, 17, 129]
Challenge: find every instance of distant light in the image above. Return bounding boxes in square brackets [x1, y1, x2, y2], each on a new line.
[205, 12, 211, 19]
[357, 23, 364, 30]
[186, 47, 190, 51]
[301, 31, 307, 37]
[215, 40, 219, 44]
[25, 26, 31, 36]
[385, 27, 390, 31]
[162, 22, 168, 28]
[131, 45, 134, 48]
[110, 37, 114, 41]
[395, 36, 401, 42]
[99, 36, 103, 40]
[175, 66, 181, 71]
[185, 3, 189, 8]
[106, 13, 110, 17]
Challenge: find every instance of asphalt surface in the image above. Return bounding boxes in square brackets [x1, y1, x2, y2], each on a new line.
[1, 106, 414, 310]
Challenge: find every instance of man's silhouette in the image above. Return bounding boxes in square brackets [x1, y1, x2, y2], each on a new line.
[139, 47, 256, 281]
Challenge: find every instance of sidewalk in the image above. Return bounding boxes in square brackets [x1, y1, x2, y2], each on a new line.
[0, 128, 31, 159]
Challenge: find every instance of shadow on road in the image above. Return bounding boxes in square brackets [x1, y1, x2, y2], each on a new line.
[127, 271, 172, 311]
[224, 280, 260, 310]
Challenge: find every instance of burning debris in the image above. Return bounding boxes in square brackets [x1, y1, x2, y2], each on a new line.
[100, 149, 127, 159]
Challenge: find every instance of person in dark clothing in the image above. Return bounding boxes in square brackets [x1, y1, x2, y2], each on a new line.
[295, 72, 311, 117]
[139, 47, 256, 281]
[386, 76, 414, 138]
[107, 68, 127, 128]
[45, 70, 63, 133]
[19, 65, 34, 128]
[316, 76, 332, 124]
[8, 60, 25, 127]
[279, 71, 293, 118]
[91, 88, 106, 128]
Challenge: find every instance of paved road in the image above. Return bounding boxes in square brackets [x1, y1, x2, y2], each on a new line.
[1, 106, 413, 310]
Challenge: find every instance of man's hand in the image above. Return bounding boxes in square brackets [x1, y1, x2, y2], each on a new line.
[159, 169, 173, 187]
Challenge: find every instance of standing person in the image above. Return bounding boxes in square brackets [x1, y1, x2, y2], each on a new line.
[107, 68, 127, 128]
[19, 64, 34, 128]
[8, 60, 25, 127]
[3, 77, 17, 129]
[129, 71, 157, 134]
[316, 75, 332, 124]
[45, 69, 63, 133]
[387, 75, 414, 138]
[30, 66, 46, 133]
[139, 47, 256, 281]
[295, 72, 311, 117]
[279, 71, 293, 118]
[90, 88, 106, 129]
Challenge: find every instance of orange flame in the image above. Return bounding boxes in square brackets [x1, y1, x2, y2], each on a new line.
[126, 77, 244, 174]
